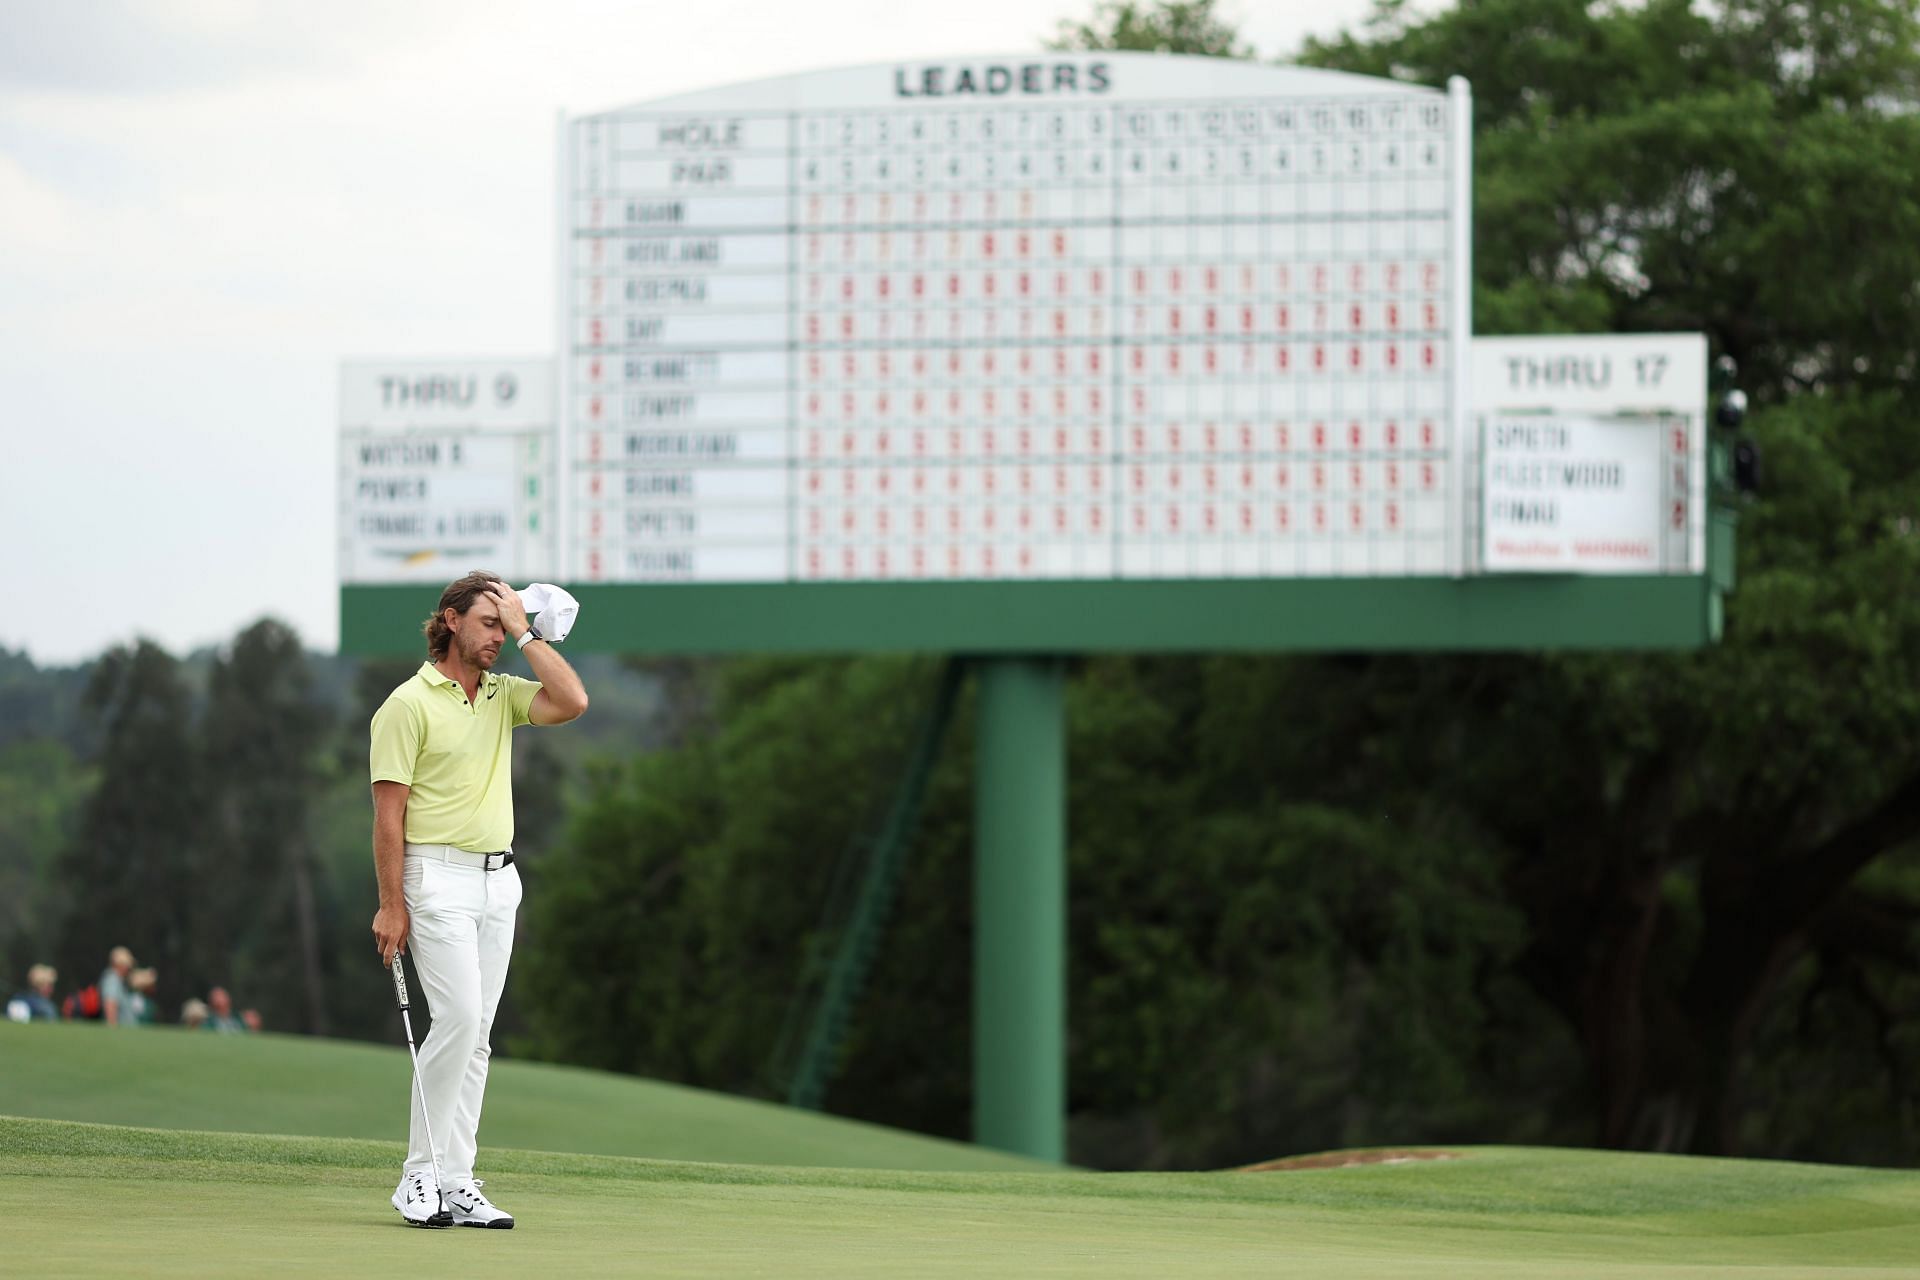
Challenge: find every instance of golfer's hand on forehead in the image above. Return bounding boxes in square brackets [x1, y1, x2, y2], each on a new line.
[486, 583, 529, 635]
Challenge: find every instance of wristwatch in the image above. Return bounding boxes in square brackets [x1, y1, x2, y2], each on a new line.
[516, 625, 544, 650]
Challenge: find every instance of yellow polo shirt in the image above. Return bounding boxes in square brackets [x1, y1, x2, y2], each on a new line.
[369, 662, 542, 851]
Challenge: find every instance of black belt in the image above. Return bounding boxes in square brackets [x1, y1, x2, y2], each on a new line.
[405, 844, 515, 871]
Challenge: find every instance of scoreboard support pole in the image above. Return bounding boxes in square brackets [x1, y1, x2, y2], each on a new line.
[973, 656, 1067, 1162]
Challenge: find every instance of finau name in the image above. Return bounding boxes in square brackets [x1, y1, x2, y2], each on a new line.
[894, 61, 1112, 98]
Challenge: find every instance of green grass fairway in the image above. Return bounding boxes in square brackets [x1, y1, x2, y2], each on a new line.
[6, 1116, 1919, 1278]
[0, 1021, 1047, 1171]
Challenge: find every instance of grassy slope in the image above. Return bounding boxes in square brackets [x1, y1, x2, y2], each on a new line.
[6, 1116, 1920, 1279]
[0, 1022, 1048, 1172]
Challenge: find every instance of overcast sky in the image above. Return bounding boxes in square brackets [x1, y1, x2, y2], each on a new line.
[1, 0, 1380, 665]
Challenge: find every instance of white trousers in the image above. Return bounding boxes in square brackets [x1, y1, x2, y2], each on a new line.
[401, 849, 522, 1189]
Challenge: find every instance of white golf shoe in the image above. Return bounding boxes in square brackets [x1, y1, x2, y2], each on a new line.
[391, 1170, 451, 1227]
[445, 1180, 515, 1229]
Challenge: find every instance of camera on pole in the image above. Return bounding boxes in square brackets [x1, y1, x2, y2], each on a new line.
[1711, 356, 1759, 495]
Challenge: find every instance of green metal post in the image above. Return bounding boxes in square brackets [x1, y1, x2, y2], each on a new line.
[973, 656, 1066, 1161]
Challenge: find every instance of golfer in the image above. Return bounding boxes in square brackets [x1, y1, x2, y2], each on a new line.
[369, 571, 588, 1228]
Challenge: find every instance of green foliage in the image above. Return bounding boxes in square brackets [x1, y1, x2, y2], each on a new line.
[200, 620, 336, 1032]
[1291, 0, 1920, 1157]
[519, 658, 949, 1088]
[1063, 659, 1583, 1166]
[1050, 0, 1251, 57]
[1071, 791, 1540, 1165]
[3, 634, 655, 1045]
[38, 628, 371, 1036]
[0, 739, 90, 981]
[524, 657, 1559, 1167]
[0, 646, 95, 756]
[52, 641, 209, 1000]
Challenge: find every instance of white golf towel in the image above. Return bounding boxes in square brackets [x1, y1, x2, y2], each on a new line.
[515, 583, 580, 642]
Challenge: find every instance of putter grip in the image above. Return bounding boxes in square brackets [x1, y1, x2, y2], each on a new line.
[391, 952, 410, 1011]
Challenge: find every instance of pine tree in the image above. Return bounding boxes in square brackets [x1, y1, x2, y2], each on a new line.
[201, 620, 335, 1034]
[55, 641, 207, 1007]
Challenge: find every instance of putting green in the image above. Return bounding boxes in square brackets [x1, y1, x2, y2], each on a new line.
[0, 1021, 1046, 1171]
[7, 1117, 1920, 1278]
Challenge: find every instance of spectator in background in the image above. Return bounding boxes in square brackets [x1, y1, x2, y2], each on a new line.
[180, 998, 209, 1029]
[6, 964, 59, 1022]
[204, 986, 247, 1033]
[241, 1008, 263, 1033]
[127, 968, 160, 1026]
[98, 946, 135, 1025]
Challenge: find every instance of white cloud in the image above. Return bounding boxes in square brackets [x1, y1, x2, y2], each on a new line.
[0, 0, 456, 96]
[0, 147, 83, 256]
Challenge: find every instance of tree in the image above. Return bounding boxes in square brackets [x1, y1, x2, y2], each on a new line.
[0, 739, 90, 980]
[0, 646, 97, 757]
[53, 641, 208, 1003]
[1055, 659, 1554, 1167]
[1051, 0, 1251, 57]
[518, 658, 949, 1086]
[523, 657, 1551, 1168]
[201, 619, 336, 1033]
[1289, 0, 1920, 1156]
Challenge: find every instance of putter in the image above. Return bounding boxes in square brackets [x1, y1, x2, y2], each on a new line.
[392, 950, 452, 1227]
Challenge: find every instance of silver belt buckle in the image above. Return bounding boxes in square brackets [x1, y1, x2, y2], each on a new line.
[484, 851, 508, 871]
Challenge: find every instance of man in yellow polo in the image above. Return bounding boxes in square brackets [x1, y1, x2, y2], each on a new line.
[369, 570, 588, 1228]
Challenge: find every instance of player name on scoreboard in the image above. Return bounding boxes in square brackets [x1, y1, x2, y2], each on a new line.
[338, 359, 557, 583]
[563, 53, 1471, 584]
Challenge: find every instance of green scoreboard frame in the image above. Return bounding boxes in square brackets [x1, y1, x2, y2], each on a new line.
[340, 566, 1729, 656]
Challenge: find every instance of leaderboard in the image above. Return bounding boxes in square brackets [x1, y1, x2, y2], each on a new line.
[563, 54, 1470, 584]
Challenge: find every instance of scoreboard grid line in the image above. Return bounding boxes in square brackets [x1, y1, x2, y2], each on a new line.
[1107, 97, 1124, 573]
[563, 73, 1468, 585]
[570, 211, 1455, 237]
[786, 109, 800, 582]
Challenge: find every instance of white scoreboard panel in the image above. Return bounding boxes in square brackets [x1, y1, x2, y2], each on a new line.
[338, 359, 557, 583]
[1471, 334, 1707, 575]
[562, 54, 1472, 584]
